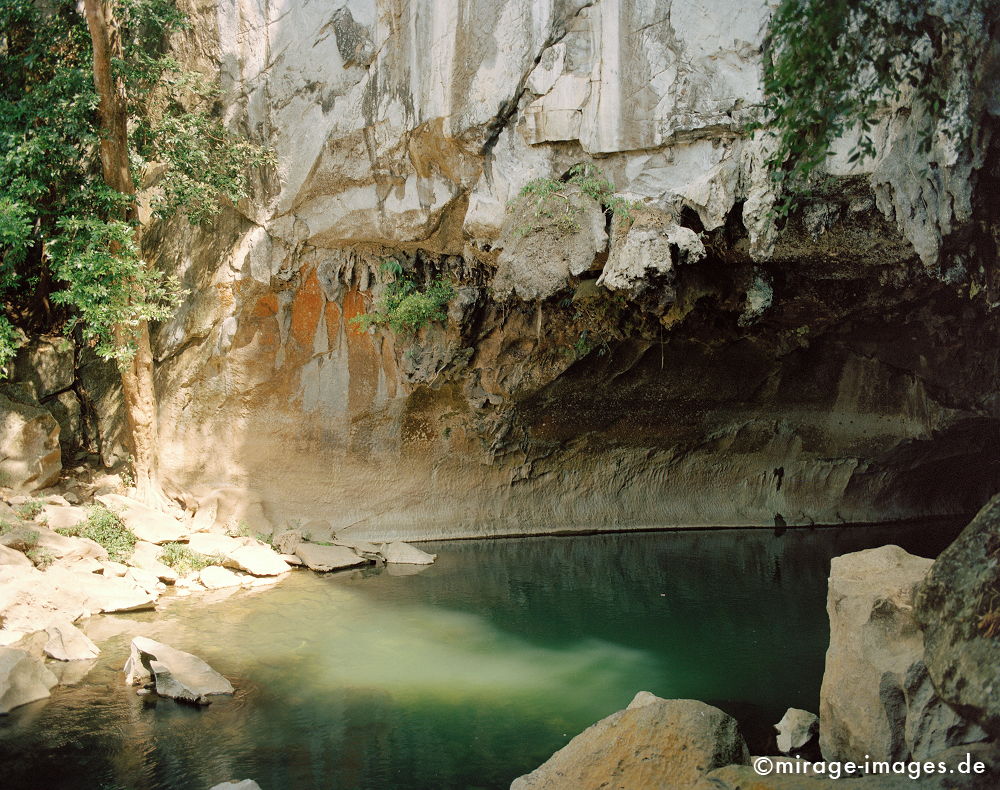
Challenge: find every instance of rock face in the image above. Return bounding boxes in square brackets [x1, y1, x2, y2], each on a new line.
[0, 647, 58, 714]
[775, 708, 818, 754]
[119, 0, 1000, 540]
[124, 636, 234, 705]
[0, 387, 60, 492]
[819, 545, 985, 763]
[511, 692, 748, 789]
[916, 494, 1000, 738]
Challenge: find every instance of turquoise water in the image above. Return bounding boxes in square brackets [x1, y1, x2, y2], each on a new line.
[0, 523, 962, 790]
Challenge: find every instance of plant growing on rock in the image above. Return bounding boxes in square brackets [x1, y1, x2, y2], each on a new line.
[352, 260, 454, 335]
[158, 542, 216, 575]
[78, 504, 136, 562]
[14, 499, 44, 520]
[0, 0, 272, 507]
[510, 163, 639, 236]
[25, 546, 55, 569]
[758, 0, 992, 214]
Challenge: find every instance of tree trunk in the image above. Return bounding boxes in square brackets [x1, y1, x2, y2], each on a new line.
[84, 0, 168, 508]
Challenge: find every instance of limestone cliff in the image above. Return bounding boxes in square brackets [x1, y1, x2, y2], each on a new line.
[113, 0, 999, 539]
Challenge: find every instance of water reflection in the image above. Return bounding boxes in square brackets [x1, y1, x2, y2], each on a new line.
[0, 521, 963, 790]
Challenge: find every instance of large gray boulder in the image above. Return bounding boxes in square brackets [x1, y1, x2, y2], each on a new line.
[0, 386, 61, 492]
[294, 542, 368, 572]
[13, 335, 75, 400]
[916, 494, 1000, 738]
[820, 545, 932, 762]
[124, 636, 233, 705]
[819, 544, 984, 763]
[510, 692, 749, 789]
[0, 647, 58, 714]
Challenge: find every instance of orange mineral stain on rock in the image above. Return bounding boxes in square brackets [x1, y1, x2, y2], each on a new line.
[342, 288, 380, 416]
[325, 301, 342, 352]
[290, 270, 323, 348]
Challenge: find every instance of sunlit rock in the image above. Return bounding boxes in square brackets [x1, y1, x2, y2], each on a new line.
[774, 708, 818, 754]
[511, 692, 748, 789]
[124, 636, 233, 705]
[43, 620, 100, 662]
[294, 543, 368, 572]
[382, 542, 436, 565]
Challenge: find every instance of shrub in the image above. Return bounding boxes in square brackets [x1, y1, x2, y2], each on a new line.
[26, 546, 55, 569]
[79, 504, 136, 562]
[351, 260, 454, 335]
[158, 542, 218, 575]
[14, 499, 44, 520]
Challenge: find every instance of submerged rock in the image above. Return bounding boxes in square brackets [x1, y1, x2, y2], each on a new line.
[294, 543, 368, 572]
[43, 620, 99, 661]
[775, 708, 818, 754]
[511, 692, 748, 789]
[0, 647, 58, 714]
[381, 541, 436, 565]
[124, 636, 233, 705]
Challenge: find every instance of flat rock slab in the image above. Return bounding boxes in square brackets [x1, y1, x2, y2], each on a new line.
[382, 541, 436, 565]
[0, 544, 32, 568]
[124, 636, 233, 705]
[95, 494, 187, 545]
[199, 565, 242, 589]
[186, 533, 244, 557]
[44, 620, 100, 661]
[225, 545, 289, 577]
[294, 543, 368, 572]
[131, 541, 178, 583]
[0, 647, 58, 714]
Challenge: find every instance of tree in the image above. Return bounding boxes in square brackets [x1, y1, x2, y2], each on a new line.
[0, 0, 271, 505]
[758, 0, 992, 215]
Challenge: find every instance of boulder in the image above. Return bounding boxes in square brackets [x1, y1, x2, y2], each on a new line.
[272, 529, 302, 555]
[124, 636, 233, 704]
[511, 693, 749, 789]
[199, 565, 243, 590]
[186, 532, 242, 557]
[43, 389, 82, 451]
[0, 387, 61, 492]
[279, 553, 302, 566]
[41, 504, 87, 531]
[916, 494, 1000, 737]
[0, 566, 155, 633]
[0, 543, 32, 568]
[209, 781, 262, 790]
[224, 544, 288, 577]
[294, 542, 368, 572]
[190, 486, 272, 536]
[95, 494, 187, 544]
[382, 541, 436, 565]
[100, 560, 128, 577]
[0, 647, 58, 714]
[43, 620, 100, 661]
[775, 708, 819, 753]
[130, 541, 179, 583]
[1, 525, 108, 563]
[819, 545, 932, 762]
[13, 335, 75, 400]
[125, 567, 162, 596]
[903, 660, 987, 759]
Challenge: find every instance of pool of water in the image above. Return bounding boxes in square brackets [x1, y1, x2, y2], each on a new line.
[0, 521, 964, 790]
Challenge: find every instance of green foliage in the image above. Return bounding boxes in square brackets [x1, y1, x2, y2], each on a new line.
[158, 541, 217, 574]
[758, 0, 985, 215]
[26, 546, 55, 569]
[227, 519, 253, 538]
[0, 0, 272, 363]
[351, 260, 454, 335]
[77, 504, 136, 562]
[14, 499, 44, 520]
[511, 163, 639, 236]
